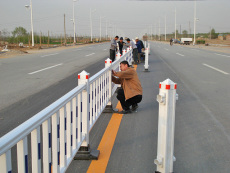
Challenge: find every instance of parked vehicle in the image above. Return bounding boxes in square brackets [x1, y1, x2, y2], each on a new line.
[180, 38, 193, 45]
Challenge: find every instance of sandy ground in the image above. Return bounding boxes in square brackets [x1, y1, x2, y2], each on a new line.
[0, 43, 103, 58]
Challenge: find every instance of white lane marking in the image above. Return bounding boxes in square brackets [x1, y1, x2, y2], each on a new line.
[104, 49, 107, 51]
[72, 49, 82, 51]
[203, 63, 229, 75]
[176, 53, 185, 57]
[191, 49, 200, 51]
[164, 48, 169, 51]
[215, 53, 230, 58]
[41, 53, 59, 57]
[28, 63, 63, 75]
[85, 53, 95, 57]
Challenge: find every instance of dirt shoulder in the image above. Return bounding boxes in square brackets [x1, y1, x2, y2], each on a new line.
[0, 42, 107, 59]
[154, 39, 230, 54]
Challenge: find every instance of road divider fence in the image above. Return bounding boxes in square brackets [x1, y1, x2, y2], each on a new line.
[0, 48, 133, 173]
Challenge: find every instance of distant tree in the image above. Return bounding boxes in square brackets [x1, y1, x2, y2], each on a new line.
[182, 30, 188, 37]
[209, 28, 218, 39]
[12, 27, 28, 37]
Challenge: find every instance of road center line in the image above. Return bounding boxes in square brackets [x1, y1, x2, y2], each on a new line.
[203, 63, 229, 75]
[87, 65, 137, 172]
[215, 53, 230, 58]
[28, 63, 63, 75]
[85, 53, 95, 57]
[41, 53, 59, 57]
[176, 53, 185, 57]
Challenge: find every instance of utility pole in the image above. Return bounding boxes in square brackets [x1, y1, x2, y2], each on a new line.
[106, 20, 108, 40]
[193, 0, 196, 45]
[40, 32, 42, 47]
[165, 15, 167, 41]
[159, 19, 161, 41]
[175, 8, 177, 39]
[48, 31, 50, 47]
[25, 0, 34, 47]
[155, 23, 157, 40]
[64, 14, 67, 45]
[151, 25, 153, 40]
[210, 27, 212, 40]
[73, 0, 77, 44]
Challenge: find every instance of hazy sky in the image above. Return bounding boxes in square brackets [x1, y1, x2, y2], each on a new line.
[0, 0, 229, 39]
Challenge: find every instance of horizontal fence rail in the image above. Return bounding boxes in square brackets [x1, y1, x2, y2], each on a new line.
[0, 47, 133, 173]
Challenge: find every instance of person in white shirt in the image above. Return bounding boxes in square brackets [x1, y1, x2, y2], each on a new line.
[126, 38, 138, 64]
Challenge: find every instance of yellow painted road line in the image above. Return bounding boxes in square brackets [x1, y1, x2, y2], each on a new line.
[87, 65, 137, 173]
[87, 103, 123, 173]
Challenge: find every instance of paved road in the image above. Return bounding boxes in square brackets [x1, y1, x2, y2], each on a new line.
[67, 41, 230, 173]
[0, 43, 111, 137]
[1, 41, 230, 172]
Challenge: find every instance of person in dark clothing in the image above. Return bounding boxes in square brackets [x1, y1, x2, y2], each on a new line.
[170, 38, 173, 46]
[139, 39, 145, 50]
[117, 37, 126, 55]
[135, 38, 142, 63]
[110, 36, 119, 62]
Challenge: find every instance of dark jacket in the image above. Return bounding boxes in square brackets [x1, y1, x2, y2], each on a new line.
[136, 41, 142, 53]
[139, 40, 145, 49]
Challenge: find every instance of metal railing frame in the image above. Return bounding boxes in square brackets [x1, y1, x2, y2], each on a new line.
[0, 48, 133, 173]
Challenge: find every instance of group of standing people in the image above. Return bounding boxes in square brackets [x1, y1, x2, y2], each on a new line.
[110, 36, 145, 64]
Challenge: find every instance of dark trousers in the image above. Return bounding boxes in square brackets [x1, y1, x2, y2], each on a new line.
[117, 88, 142, 110]
[133, 48, 138, 64]
[110, 49, 116, 62]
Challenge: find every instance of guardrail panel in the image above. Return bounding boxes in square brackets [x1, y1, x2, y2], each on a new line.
[51, 113, 60, 173]
[17, 137, 28, 173]
[60, 107, 67, 168]
[66, 102, 72, 159]
[0, 48, 134, 172]
[0, 150, 12, 173]
[72, 97, 77, 151]
[42, 119, 52, 173]
[31, 127, 41, 173]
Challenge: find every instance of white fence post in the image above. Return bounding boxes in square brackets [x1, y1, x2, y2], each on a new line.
[148, 43, 150, 55]
[75, 70, 99, 160]
[78, 70, 90, 148]
[154, 79, 178, 173]
[144, 47, 149, 71]
[103, 58, 113, 113]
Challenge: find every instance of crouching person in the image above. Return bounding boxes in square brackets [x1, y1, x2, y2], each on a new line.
[112, 60, 143, 114]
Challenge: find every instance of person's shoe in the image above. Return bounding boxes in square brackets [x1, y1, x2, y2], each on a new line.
[131, 104, 138, 112]
[113, 108, 132, 114]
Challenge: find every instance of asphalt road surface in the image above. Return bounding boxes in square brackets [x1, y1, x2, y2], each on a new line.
[67, 41, 230, 173]
[1, 41, 230, 172]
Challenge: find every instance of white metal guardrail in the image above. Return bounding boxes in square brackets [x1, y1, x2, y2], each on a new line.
[0, 48, 133, 173]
